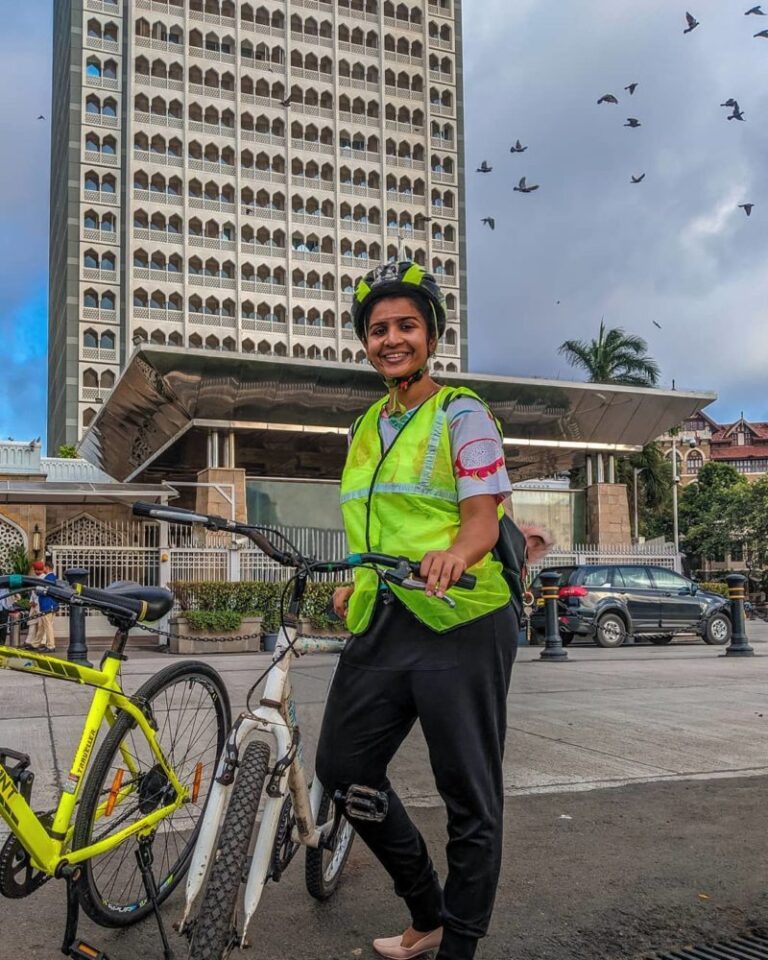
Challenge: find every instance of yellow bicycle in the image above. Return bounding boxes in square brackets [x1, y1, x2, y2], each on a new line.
[0, 574, 231, 959]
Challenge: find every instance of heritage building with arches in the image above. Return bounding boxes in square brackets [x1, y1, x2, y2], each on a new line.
[48, 0, 466, 448]
[658, 411, 768, 486]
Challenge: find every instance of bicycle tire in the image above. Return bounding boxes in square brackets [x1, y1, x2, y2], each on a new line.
[188, 740, 271, 960]
[73, 661, 231, 927]
[305, 788, 355, 901]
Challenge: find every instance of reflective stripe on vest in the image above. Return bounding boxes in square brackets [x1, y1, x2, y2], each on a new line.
[340, 385, 510, 634]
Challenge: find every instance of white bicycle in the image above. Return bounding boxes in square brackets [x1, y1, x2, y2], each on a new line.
[133, 502, 476, 960]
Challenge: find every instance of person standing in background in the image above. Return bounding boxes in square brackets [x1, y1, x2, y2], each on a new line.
[25, 560, 58, 652]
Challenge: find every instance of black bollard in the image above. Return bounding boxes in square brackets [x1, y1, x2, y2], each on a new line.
[539, 570, 568, 662]
[65, 568, 93, 667]
[724, 573, 754, 657]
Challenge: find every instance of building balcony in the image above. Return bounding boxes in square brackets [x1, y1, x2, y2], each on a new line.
[337, 40, 379, 59]
[290, 30, 334, 49]
[430, 102, 455, 118]
[387, 154, 426, 171]
[291, 175, 335, 192]
[133, 226, 184, 245]
[439, 341, 460, 357]
[337, 7, 378, 25]
[428, 0, 453, 17]
[189, 235, 238, 253]
[245, 57, 287, 76]
[432, 238, 457, 252]
[133, 267, 183, 284]
[242, 205, 287, 221]
[338, 75, 380, 93]
[133, 188, 183, 207]
[292, 66, 333, 84]
[82, 267, 118, 283]
[294, 102, 336, 121]
[337, 111, 380, 128]
[241, 92, 281, 110]
[84, 35, 120, 54]
[242, 318, 287, 333]
[134, 149, 184, 169]
[82, 227, 119, 244]
[340, 183, 381, 199]
[388, 120, 425, 136]
[386, 226, 427, 241]
[431, 204, 456, 218]
[81, 386, 114, 402]
[189, 196, 237, 214]
[383, 15, 422, 32]
[291, 138, 335, 156]
[241, 21, 285, 38]
[429, 37, 454, 52]
[384, 85, 425, 102]
[431, 170, 456, 185]
[386, 190, 427, 205]
[241, 167, 287, 185]
[292, 249, 336, 264]
[188, 119, 235, 138]
[82, 346, 118, 362]
[82, 188, 120, 207]
[341, 327, 356, 340]
[188, 273, 237, 290]
[131, 306, 183, 323]
[240, 241, 286, 258]
[241, 280, 288, 296]
[188, 45, 236, 66]
[429, 69, 453, 83]
[85, 112, 119, 129]
[188, 312, 237, 329]
[293, 322, 336, 339]
[291, 211, 336, 228]
[134, 72, 185, 93]
[134, 110, 184, 130]
[82, 306, 118, 323]
[241, 129, 286, 147]
[389, 51, 425, 67]
[186, 156, 235, 176]
[339, 146, 381, 164]
[86, 0, 121, 13]
[431, 136, 455, 149]
[84, 149, 120, 168]
[187, 6, 236, 27]
[435, 273, 458, 288]
[340, 220, 382, 235]
[292, 286, 336, 301]
[341, 253, 380, 269]
[84, 74, 120, 92]
[188, 82, 236, 103]
[134, 36, 187, 56]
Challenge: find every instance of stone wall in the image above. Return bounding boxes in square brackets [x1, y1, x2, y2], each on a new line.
[585, 483, 632, 545]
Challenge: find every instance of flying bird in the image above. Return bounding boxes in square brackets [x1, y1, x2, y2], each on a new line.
[280, 96, 292, 107]
[631, 173, 646, 183]
[624, 117, 642, 127]
[720, 98, 738, 108]
[509, 139, 528, 153]
[745, 5, 765, 14]
[481, 217, 496, 230]
[739, 203, 754, 216]
[476, 160, 493, 173]
[652, 321, 662, 329]
[513, 176, 539, 193]
[597, 94, 619, 104]
[684, 12, 699, 32]
[754, 28, 768, 36]
[624, 83, 638, 95]
[37, 114, 45, 120]
[728, 105, 746, 120]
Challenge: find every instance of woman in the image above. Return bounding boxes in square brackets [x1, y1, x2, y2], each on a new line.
[315, 262, 519, 960]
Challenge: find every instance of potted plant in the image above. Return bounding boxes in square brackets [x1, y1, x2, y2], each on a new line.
[169, 580, 263, 654]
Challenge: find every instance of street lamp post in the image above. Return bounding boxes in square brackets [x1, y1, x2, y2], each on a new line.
[633, 467, 645, 544]
[671, 436, 680, 555]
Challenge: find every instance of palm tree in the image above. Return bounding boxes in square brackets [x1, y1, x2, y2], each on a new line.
[558, 320, 660, 386]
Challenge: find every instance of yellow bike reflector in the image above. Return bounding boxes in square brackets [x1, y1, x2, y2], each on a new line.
[105, 768, 125, 816]
[192, 762, 203, 804]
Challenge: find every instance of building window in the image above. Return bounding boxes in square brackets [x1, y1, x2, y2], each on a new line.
[686, 452, 703, 474]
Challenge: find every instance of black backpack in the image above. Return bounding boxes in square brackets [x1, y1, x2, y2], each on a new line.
[493, 514, 528, 621]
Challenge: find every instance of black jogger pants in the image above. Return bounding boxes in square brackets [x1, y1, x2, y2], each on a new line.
[315, 595, 518, 960]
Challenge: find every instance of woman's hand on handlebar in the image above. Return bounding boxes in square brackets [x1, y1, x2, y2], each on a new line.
[333, 584, 355, 620]
[419, 551, 468, 599]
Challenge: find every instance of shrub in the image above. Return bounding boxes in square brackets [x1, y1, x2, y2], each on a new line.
[698, 581, 730, 598]
[183, 609, 244, 633]
[169, 580, 346, 632]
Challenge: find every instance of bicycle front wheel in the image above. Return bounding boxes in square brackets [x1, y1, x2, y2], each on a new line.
[188, 740, 271, 960]
[73, 661, 231, 927]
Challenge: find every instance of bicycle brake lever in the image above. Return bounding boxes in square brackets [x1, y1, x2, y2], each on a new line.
[395, 576, 457, 608]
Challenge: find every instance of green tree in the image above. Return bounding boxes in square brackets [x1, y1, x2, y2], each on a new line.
[743, 477, 768, 570]
[558, 320, 660, 386]
[678, 463, 749, 569]
[57, 444, 78, 459]
[616, 442, 674, 540]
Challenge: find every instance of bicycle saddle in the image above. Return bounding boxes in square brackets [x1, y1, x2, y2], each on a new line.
[104, 582, 174, 621]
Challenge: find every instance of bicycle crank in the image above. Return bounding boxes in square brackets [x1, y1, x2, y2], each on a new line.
[268, 794, 300, 881]
[0, 813, 53, 898]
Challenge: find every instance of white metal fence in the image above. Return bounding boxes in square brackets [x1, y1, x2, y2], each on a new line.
[528, 542, 681, 578]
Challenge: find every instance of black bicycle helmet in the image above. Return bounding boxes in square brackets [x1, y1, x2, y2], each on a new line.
[351, 261, 448, 343]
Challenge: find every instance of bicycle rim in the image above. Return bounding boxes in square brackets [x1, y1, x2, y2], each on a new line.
[74, 663, 230, 926]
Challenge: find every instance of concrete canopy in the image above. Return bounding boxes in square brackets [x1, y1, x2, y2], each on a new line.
[78, 347, 716, 484]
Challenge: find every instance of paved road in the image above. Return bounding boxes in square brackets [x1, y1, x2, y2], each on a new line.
[2, 628, 768, 958]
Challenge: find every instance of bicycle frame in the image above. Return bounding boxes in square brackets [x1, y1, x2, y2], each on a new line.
[0, 644, 187, 876]
[180, 624, 346, 946]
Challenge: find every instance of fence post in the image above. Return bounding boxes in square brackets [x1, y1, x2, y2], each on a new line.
[724, 573, 754, 657]
[65, 568, 92, 667]
[539, 570, 568, 662]
[228, 542, 241, 583]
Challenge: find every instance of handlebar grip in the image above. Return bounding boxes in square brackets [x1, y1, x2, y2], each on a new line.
[133, 501, 214, 526]
[454, 572, 476, 590]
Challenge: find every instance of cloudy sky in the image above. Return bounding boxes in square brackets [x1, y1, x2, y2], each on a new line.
[1, 0, 766, 446]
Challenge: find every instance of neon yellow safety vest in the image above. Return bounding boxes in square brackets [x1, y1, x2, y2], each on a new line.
[340, 385, 511, 635]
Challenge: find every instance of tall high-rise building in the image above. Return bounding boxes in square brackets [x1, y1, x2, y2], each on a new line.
[48, 0, 466, 449]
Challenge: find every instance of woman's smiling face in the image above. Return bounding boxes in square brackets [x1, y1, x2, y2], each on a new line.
[364, 296, 434, 379]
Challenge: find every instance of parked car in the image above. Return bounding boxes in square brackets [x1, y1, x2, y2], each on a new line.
[529, 565, 732, 648]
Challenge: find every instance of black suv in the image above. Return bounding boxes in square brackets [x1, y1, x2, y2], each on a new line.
[529, 565, 731, 648]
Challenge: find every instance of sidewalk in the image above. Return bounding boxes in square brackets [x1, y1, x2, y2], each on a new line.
[2, 632, 768, 958]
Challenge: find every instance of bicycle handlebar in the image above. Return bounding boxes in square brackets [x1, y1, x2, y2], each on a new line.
[0, 575, 172, 623]
[133, 503, 476, 592]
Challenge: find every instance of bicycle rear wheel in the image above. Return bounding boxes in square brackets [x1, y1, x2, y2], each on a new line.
[73, 661, 231, 927]
[188, 740, 271, 960]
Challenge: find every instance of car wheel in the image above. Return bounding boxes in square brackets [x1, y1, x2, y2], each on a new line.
[595, 613, 627, 648]
[704, 612, 731, 645]
[648, 634, 673, 645]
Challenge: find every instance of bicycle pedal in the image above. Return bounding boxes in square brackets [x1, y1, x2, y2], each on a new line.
[68, 941, 110, 960]
[343, 784, 388, 823]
